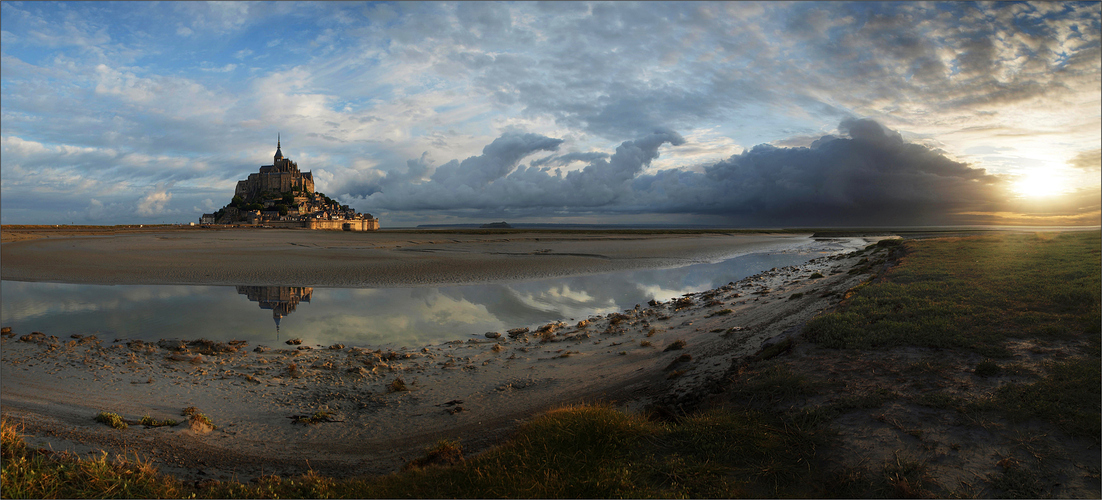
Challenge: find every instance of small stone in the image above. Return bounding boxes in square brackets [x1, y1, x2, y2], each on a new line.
[157, 339, 187, 351]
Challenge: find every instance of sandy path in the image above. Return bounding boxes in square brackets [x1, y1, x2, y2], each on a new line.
[1, 235, 884, 482]
[1, 230, 809, 287]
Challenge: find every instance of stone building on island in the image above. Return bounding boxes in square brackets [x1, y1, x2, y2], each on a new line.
[202, 136, 379, 231]
[235, 136, 315, 199]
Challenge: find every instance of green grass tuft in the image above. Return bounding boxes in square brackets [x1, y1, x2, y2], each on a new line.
[94, 412, 128, 430]
[138, 416, 178, 427]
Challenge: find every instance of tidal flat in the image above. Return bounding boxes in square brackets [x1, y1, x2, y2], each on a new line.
[0, 227, 818, 287]
[1, 228, 1099, 498]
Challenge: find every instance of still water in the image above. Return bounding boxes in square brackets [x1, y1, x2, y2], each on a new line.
[1, 241, 853, 348]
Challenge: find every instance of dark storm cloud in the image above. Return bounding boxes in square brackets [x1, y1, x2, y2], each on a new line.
[639, 118, 1006, 225]
[358, 119, 1020, 226]
[429, 133, 565, 188]
[356, 129, 685, 212]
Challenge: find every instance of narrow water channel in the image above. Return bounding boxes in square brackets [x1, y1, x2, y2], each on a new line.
[1, 239, 861, 348]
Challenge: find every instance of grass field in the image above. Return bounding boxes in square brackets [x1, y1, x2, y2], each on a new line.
[3, 230, 1099, 498]
[2, 407, 826, 498]
[806, 232, 1100, 357]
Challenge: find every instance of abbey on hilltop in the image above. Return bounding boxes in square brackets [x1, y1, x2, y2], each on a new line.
[201, 136, 379, 231]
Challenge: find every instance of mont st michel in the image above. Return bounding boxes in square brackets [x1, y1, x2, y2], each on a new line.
[201, 136, 379, 231]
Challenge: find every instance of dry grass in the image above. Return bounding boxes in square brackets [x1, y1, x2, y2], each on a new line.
[663, 339, 686, 352]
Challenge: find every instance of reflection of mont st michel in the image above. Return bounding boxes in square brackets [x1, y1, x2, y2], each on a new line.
[236, 286, 313, 332]
[201, 136, 379, 231]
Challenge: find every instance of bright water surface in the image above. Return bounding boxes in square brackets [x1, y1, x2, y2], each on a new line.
[1, 239, 857, 348]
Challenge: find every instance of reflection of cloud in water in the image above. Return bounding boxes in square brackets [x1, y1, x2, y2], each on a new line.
[303, 288, 504, 346]
[1, 282, 219, 322]
[511, 283, 613, 317]
[638, 284, 698, 303]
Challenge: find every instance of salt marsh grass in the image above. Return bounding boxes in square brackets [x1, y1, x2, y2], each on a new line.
[806, 232, 1100, 357]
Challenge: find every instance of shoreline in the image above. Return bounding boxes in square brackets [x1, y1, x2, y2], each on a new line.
[1, 236, 886, 482]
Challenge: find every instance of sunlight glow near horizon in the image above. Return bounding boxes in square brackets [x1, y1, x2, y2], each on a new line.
[1012, 168, 1071, 199]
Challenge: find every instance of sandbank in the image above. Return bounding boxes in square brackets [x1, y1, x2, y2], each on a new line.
[3, 229, 816, 287]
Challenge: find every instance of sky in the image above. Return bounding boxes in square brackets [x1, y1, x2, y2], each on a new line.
[1, 1, 1099, 227]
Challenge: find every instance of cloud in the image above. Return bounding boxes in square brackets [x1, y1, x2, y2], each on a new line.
[530, 152, 610, 168]
[172, 1, 253, 35]
[352, 120, 1064, 226]
[1069, 149, 1101, 172]
[136, 182, 175, 217]
[355, 129, 684, 213]
[200, 63, 237, 73]
[428, 133, 565, 188]
[1, 2, 1097, 226]
[642, 118, 1008, 226]
[86, 198, 105, 220]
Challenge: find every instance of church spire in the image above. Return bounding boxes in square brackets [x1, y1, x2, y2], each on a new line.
[274, 133, 284, 161]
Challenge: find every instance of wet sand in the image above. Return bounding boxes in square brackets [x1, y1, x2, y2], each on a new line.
[1, 229, 886, 481]
[2, 229, 810, 287]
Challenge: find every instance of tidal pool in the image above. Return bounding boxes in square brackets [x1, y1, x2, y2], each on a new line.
[1, 239, 861, 348]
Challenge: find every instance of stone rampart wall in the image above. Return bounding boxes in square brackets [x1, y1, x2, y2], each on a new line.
[224, 219, 378, 231]
[308, 219, 379, 231]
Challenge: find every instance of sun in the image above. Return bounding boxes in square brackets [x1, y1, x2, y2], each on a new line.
[1012, 169, 1067, 198]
